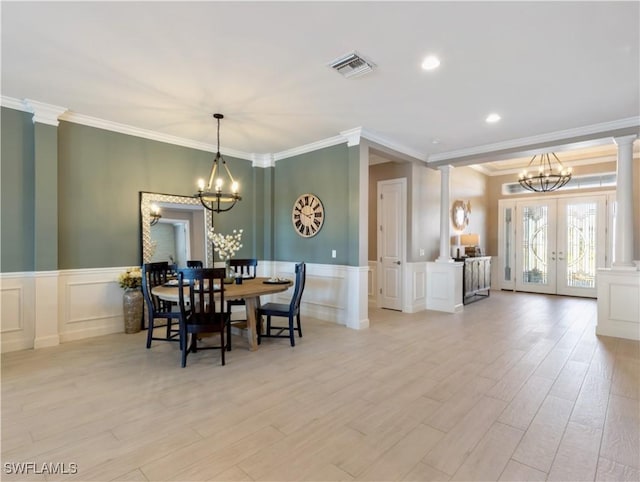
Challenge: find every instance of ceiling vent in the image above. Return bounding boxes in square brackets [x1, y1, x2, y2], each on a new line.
[329, 51, 375, 78]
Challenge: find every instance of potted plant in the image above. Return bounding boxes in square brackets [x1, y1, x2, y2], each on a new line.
[118, 267, 143, 333]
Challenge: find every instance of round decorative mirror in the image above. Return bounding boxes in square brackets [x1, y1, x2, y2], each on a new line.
[451, 200, 471, 231]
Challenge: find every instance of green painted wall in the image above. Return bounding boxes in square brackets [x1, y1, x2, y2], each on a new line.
[57, 121, 255, 269]
[274, 144, 354, 265]
[1, 107, 357, 272]
[1, 108, 35, 272]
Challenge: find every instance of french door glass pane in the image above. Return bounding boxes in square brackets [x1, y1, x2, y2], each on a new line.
[566, 202, 597, 288]
[504, 208, 512, 281]
[522, 206, 548, 285]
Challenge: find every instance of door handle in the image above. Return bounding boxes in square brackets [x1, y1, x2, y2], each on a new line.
[396, 261, 401, 265]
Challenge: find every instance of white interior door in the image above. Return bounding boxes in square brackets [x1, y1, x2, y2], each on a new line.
[378, 178, 406, 311]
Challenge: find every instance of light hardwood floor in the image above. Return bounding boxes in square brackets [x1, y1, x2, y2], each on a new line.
[2, 290, 639, 481]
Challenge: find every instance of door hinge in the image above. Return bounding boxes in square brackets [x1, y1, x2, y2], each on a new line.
[380, 193, 383, 200]
[379, 256, 382, 262]
[379, 288, 382, 294]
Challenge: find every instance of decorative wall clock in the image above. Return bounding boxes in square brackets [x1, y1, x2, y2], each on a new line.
[292, 193, 324, 238]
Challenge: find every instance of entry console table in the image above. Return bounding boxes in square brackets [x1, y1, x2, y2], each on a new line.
[455, 256, 491, 305]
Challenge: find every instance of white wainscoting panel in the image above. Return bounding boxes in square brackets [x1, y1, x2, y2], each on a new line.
[259, 261, 368, 328]
[368, 261, 376, 303]
[2, 262, 376, 353]
[596, 268, 640, 340]
[404, 262, 427, 313]
[1, 273, 36, 352]
[426, 261, 464, 313]
[59, 268, 124, 342]
[2, 287, 23, 332]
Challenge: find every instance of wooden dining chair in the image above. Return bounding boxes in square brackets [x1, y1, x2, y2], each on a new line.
[177, 267, 228, 367]
[187, 260, 203, 268]
[225, 258, 258, 350]
[142, 262, 182, 348]
[257, 262, 306, 347]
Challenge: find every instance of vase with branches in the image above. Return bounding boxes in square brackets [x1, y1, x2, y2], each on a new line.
[208, 229, 243, 282]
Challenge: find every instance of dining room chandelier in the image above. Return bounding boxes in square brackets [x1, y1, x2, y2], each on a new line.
[195, 113, 241, 212]
[518, 152, 572, 193]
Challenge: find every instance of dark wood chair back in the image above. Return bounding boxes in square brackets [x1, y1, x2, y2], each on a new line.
[142, 262, 181, 348]
[228, 258, 258, 279]
[225, 259, 258, 351]
[177, 267, 227, 367]
[187, 260, 203, 268]
[257, 262, 306, 347]
[290, 262, 306, 313]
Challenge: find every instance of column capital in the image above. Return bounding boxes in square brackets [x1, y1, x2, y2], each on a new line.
[340, 127, 362, 147]
[438, 164, 454, 173]
[23, 99, 67, 126]
[613, 134, 638, 146]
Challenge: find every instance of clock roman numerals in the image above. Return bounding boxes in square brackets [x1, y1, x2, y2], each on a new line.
[291, 193, 324, 238]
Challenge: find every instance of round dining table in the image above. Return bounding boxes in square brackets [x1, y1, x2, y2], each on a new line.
[151, 277, 292, 351]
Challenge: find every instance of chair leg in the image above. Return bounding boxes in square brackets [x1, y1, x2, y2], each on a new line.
[226, 311, 232, 351]
[296, 314, 302, 337]
[181, 332, 188, 368]
[257, 315, 261, 345]
[220, 330, 225, 366]
[289, 315, 295, 347]
[166, 318, 172, 339]
[146, 317, 154, 349]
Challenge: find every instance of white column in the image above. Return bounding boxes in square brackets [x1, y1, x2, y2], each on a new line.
[613, 135, 637, 269]
[437, 165, 453, 263]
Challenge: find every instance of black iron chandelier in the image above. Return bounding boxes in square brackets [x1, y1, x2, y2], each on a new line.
[518, 152, 572, 193]
[195, 113, 241, 212]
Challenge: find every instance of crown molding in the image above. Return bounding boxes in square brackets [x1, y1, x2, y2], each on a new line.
[468, 164, 493, 176]
[1, 96, 29, 112]
[1, 95, 426, 165]
[23, 99, 68, 126]
[273, 134, 347, 162]
[60, 111, 256, 160]
[428, 117, 640, 165]
[252, 153, 275, 168]
[357, 128, 426, 162]
[340, 127, 363, 147]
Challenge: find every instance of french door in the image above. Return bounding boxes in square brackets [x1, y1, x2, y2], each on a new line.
[500, 194, 608, 298]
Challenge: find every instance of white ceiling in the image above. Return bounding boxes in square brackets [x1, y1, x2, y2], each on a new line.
[2, 1, 639, 168]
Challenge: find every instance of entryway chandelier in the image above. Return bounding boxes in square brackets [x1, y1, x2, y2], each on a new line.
[195, 113, 241, 212]
[518, 152, 572, 193]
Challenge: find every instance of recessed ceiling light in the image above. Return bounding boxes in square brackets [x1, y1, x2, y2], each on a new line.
[486, 113, 501, 123]
[421, 55, 441, 71]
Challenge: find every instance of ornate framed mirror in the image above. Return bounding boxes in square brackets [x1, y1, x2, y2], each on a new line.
[451, 200, 471, 231]
[140, 192, 213, 266]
